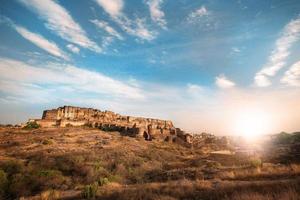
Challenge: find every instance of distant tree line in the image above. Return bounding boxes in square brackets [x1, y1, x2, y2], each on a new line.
[273, 132, 300, 144]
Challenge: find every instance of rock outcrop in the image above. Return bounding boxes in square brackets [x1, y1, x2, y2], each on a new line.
[32, 106, 177, 141]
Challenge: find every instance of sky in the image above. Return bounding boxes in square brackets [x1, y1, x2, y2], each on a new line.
[0, 0, 300, 135]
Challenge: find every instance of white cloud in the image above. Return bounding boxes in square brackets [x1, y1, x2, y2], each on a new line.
[19, 0, 102, 53]
[254, 16, 300, 87]
[126, 18, 156, 41]
[95, 0, 123, 18]
[114, 16, 156, 41]
[66, 44, 80, 54]
[101, 36, 114, 48]
[254, 74, 271, 87]
[95, 0, 156, 41]
[0, 80, 54, 104]
[1, 58, 300, 135]
[215, 74, 236, 89]
[281, 60, 300, 87]
[91, 19, 123, 40]
[0, 57, 144, 100]
[232, 47, 241, 53]
[187, 83, 203, 95]
[14, 25, 69, 60]
[187, 6, 209, 22]
[146, 0, 167, 29]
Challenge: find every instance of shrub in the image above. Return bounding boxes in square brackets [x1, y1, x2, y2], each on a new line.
[250, 158, 262, 168]
[54, 155, 85, 175]
[273, 132, 293, 144]
[24, 121, 40, 129]
[84, 123, 93, 128]
[206, 161, 221, 169]
[0, 170, 8, 197]
[98, 177, 109, 186]
[37, 170, 62, 177]
[1, 160, 25, 175]
[66, 123, 73, 127]
[82, 182, 98, 199]
[36, 170, 66, 189]
[8, 173, 38, 197]
[292, 132, 300, 142]
[42, 139, 53, 145]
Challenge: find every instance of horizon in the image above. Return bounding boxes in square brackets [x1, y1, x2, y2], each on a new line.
[19, 104, 300, 136]
[1, 0, 300, 136]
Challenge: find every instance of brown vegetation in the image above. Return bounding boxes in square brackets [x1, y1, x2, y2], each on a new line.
[0, 127, 299, 199]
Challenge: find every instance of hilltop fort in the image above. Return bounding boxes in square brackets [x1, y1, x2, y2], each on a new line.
[30, 105, 191, 142]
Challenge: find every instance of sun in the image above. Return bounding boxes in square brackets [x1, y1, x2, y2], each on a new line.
[234, 108, 270, 141]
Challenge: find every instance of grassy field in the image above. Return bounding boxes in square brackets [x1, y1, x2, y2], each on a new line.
[0, 127, 299, 200]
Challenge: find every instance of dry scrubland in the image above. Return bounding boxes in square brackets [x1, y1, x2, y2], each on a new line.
[0, 127, 300, 200]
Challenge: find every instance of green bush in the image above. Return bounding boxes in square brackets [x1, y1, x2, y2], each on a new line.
[108, 174, 122, 183]
[24, 121, 40, 129]
[82, 182, 98, 199]
[250, 158, 262, 168]
[37, 170, 62, 178]
[1, 160, 25, 175]
[0, 170, 8, 197]
[98, 177, 109, 186]
[54, 155, 85, 175]
[8, 173, 38, 197]
[292, 132, 300, 143]
[36, 170, 66, 189]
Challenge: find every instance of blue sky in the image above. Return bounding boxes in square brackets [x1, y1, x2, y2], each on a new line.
[0, 0, 300, 134]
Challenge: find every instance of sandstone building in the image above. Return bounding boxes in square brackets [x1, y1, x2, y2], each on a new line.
[33, 106, 176, 140]
[28, 106, 231, 147]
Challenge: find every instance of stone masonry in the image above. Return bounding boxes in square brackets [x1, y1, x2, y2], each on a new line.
[33, 106, 177, 140]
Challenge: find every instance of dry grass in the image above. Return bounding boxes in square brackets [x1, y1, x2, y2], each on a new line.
[216, 163, 300, 181]
[0, 127, 299, 199]
[96, 178, 300, 200]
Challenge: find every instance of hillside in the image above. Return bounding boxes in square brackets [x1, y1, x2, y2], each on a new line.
[0, 127, 300, 200]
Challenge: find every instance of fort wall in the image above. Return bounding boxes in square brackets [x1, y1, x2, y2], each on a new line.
[37, 106, 175, 140]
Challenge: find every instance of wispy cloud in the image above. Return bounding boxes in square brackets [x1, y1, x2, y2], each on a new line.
[124, 18, 156, 41]
[91, 19, 123, 40]
[232, 47, 241, 53]
[254, 16, 300, 87]
[186, 6, 217, 31]
[95, 0, 156, 41]
[66, 44, 80, 54]
[19, 0, 102, 53]
[281, 60, 300, 87]
[187, 83, 204, 96]
[215, 74, 236, 89]
[146, 0, 167, 29]
[14, 25, 69, 60]
[187, 6, 209, 22]
[0, 57, 144, 100]
[1, 16, 69, 60]
[0, 80, 55, 104]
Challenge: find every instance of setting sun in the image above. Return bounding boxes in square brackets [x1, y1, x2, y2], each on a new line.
[234, 109, 271, 140]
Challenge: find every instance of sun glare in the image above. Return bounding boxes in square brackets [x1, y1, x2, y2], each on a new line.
[234, 108, 270, 141]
